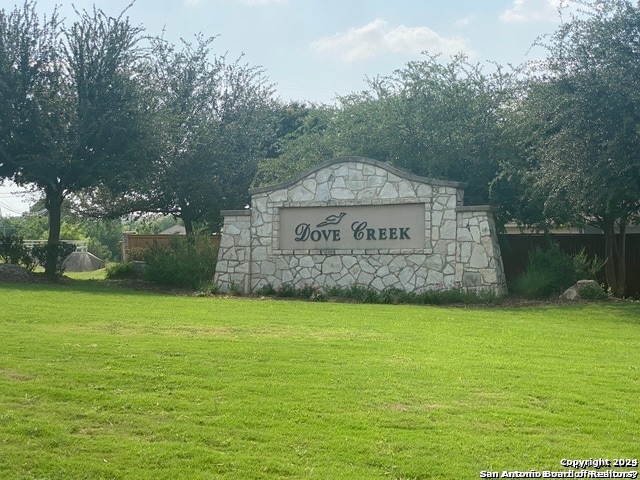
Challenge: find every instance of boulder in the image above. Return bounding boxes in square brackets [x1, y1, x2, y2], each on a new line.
[0, 264, 32, 283]
[560, 279, 603, 300]
[62, 252, 105, 272]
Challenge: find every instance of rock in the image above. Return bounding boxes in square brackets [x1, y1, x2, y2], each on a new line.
[0, 264, 33, 283]
[62, 252, 105, 272]
[560, 279, 603, 301]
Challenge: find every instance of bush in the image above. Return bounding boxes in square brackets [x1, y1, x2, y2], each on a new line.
[511, 269, 555, 299]
[512, 243, 602, 299]
[126, 247, 150, 261]
[0, 233, 35, 271]
[31, 242, 76, 277]
[326, 284, 381, 303]
[194, 281, 220, 296]
[255, 283, 277, 296]
[269, 283, 325, 301]
[261, 283, 501, 306]
[572, 248, 604, 280]
[105, 262, 139, 279]
[579, 283, 607, 300]
[87, 237, 113, 262]
[143, 234, 218, 290]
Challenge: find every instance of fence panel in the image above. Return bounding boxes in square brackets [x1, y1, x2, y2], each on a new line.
[501, 233, 640, 295]
[23, 239, 88, 252]
[121, 234, 220, 261]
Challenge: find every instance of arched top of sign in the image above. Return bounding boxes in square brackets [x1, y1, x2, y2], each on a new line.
[250, 156, 466, 195]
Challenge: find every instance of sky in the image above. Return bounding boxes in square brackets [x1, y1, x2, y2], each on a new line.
[0, 0, 571, 216]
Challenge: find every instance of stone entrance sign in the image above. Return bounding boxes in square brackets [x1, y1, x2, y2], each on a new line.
[214, 157, 507, 295]
[279, 204, 426, 250]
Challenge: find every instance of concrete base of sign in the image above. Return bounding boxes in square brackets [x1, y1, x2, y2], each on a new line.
[215, 157, 507, 295]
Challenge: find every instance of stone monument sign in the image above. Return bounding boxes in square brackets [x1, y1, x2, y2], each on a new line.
[214, 157, 507, 295]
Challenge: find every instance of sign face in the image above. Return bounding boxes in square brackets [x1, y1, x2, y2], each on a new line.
[279, 204, 426, 250]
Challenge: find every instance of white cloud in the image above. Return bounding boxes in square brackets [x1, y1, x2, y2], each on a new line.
[500, 0, 566, 23]
[455, 15, 474, 28]
[311, 19, 473, 63]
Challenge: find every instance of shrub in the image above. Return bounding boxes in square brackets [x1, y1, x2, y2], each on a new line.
[105, 262, 139, 279]
[195, 281, 220, 296]
[126, 247, 150, 261]
[511, 269, 555, 299]
[512, 243, 603, 299]
[0, 233, 35, 271]
[271, 283, 324, 300]
[274, 282, 298, 298]
[31, 242, 76, 277]
[259, 283, 501, 305]
[143, 234, 218, 290]
[579, 283, 607, 300]
[341, 285, 381, 303]
[380, 287, 411, 304]
[255, 283, 277, 296]
[572, 248, 604, 280]
[298, 283, 324, 301]
[87, 237, 112, 262]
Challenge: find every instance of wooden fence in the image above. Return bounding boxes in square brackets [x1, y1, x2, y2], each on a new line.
[120, 233, 220, 261]
[120, 231, 639, 295]
[501, 233, 640, 295]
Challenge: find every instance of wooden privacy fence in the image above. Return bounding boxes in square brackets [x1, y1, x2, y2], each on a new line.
[120, 231, 638, 294]
[500, 233, 640, 295]
[120, 233, 221, 262]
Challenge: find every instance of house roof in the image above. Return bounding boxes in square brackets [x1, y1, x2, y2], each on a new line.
[159, 225, 186, 235]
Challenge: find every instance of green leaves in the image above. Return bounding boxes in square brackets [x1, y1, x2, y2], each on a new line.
[0, 2, 150, 276]
[101, 34, 278, 233]
[505, 0, 640, 293]
[262, 55, 516, 209]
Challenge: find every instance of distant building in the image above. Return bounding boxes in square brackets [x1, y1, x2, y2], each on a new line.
[159, 225, 186, 235]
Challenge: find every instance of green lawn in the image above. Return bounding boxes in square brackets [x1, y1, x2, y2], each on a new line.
[0, 280, 638, 479]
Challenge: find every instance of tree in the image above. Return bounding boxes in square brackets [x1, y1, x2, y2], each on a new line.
[86, 35, 277, 234]
[253, 102, 340, 187]
[257, 55, 516, 207]
[359, 55, 517, 206]
[0, 2, 151, 276]
[511, 0, 640, 294]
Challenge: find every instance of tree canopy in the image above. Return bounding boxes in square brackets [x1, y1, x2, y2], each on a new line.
[504, 0, 640, 293]
[256, 55, 516, 207]
[0, 1, 152, 276]
[82, 34, 277, 234]
[2, 0, 639, 294]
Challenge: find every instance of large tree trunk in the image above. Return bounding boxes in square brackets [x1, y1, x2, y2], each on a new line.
[603, 218, 627, 296]
[45, 185, 64, 278]
[183, 215, 194, 236]
[179, 201, 195, 236]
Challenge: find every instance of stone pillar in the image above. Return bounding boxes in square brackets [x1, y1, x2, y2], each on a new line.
[455, 206, 508, 295]
[214, 210, 252, 293]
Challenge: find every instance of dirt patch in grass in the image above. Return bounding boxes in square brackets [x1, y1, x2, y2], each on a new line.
[0, 369, 34, 382]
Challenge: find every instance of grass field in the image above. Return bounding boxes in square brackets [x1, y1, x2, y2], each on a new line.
[0, 279, 639, 479]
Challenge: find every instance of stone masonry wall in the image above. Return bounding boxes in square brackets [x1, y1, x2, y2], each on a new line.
[214, 157, 507, 295]
[215, 210, 251, 293]
[455, 207, 507, 292]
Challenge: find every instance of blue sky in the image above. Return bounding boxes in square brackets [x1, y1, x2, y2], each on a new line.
[0, 0, 569, 215]
[22, 0, 569, 102]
